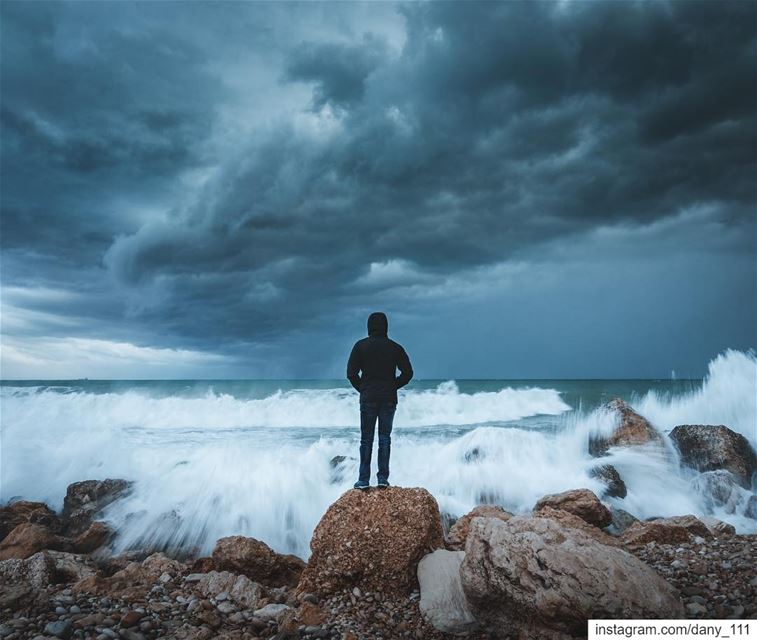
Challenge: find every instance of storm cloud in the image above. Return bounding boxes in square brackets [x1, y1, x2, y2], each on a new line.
[1, 0, 755, 379]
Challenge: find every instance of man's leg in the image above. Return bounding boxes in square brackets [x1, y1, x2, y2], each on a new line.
[376, 400, 396, 485]
[358, 401, 379, 484]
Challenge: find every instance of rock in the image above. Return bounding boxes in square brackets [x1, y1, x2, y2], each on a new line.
[607, 507, 640, 535]
[670, 425, 757, 489]
[699, 517, 736, 537]
[196, 570, 262, 608]
[253, 603, 292, 623]
[589, 464, 628, 498]
[295, 601, 327, 626]
[621, 515, 711, 546]
[460, 515, 684, 638]
[61, 479, 133, 536]
[297, 486, 444, 597]
[44, 620, 73, 639]
[329, 455, 355, 484]
[0, 523, 69, 560]
[417, 549, 477, 635]
[0, 501, 61, 541]
[690, 470, 747, 514]
[534, 507, 621, 547]
[745, 495, 757, 519]
[447, 505, 512, 551]
[211, 535, 305, 588]
[534, 488, 612, 529]
[589, 398, 663, 456]
[120, 611, 141, 628]
[72, 521, 110, 553]
[72, 552, 184, 600]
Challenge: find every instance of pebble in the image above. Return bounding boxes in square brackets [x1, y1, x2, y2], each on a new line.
[44, 620, 73, 639]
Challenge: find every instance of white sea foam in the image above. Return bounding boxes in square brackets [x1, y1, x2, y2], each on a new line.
[1, 350, 755, 558]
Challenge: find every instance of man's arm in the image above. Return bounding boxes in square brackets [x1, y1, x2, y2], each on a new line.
[395, 345, 413, 389]
[347, 343, 362, 392]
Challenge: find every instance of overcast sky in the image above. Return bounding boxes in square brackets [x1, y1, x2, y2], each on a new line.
[1, 0, 755, 380]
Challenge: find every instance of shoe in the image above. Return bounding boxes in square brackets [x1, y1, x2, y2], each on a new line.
[353, 480, 370, 491]
[377, 480, 390, 488]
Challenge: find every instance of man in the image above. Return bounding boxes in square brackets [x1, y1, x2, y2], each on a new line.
[347, 311, 413, 490]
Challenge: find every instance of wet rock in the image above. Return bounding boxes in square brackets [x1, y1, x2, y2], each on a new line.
[690, 470, 747, 514]
[71, 521, 111, 554]
[607, 507, 640, 535]
[0, 501, 61, 541]
[211, 536, 305, 588]
[745, 495, 757, 519]
[447, 505, 512, 551]
[622, 515, 711, 546]
[670, 425, 757, 489]
[589, 398, 663, 457]
[534, 488, 612, 529]
[589, 464, 627, 498]
[61, 479, 133, 537]
[417, 549, 477, 634]
[700, 516, 736, 537]
[460, 515, 684, 638]
[297, 486, 444, 597]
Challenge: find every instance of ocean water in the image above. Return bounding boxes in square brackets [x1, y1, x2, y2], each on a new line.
[1, 349, 755, 559]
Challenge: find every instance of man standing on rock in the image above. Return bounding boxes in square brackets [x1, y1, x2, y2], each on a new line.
[347, 311, 413, 490]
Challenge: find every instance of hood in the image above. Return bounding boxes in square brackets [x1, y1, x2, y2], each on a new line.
[367, 312, 388, 337]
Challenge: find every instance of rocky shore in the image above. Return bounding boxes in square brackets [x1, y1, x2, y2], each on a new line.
[2, 400, 755, 639]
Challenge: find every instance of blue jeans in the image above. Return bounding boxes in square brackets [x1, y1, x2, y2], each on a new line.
[358, 400, 396, 483]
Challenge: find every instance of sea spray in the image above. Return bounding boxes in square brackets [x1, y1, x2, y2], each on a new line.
[1, 350, 755, 558]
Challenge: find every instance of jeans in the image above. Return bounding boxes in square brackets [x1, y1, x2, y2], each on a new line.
[358, 400, 396, 483]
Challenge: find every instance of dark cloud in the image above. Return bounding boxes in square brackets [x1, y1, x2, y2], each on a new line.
[1, 0, 755, 378]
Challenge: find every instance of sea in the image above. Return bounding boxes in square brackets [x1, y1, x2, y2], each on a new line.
[1, 349, 755, 560]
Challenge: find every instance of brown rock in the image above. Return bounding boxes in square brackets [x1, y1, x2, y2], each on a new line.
[621, 515, 711, 546]
[121, 610, 142, 628]
[534, 488, 612, 529]
[72, 521, 110, 553]
[535, 507, 621, 547]
[447, 505, 513, 551]
[62, 478, 133, 536]
[72, 552, 184, 600]
[0, 522, 69, 560]
[0, 501, 61, 541]
[670, 425, 757, 489]
[296, 601, 327, 626]
[590, 398, 663, 456]
[211, 536, 305, 588]
[296, 486, 444, 597]
[460, 515, 684, 638]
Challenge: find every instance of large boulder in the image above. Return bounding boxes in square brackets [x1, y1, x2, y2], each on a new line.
[621, 515, 712, 546]
[417, 549, 478, 635]
[296, 486, 444, 596]
[0, 501, 61, 541]
[670, 425, 757, 489]
[211, 535, 304, 588]
[447, 505, 513, 551]
[460, 516, 683, 638]
[534, 507, 621, 547]
[0, 523, 69, 560]
[191, 570, 262, 608]
[533, 489, 612, 529]
[62, 479, 133, 536]
[589, 399, 663, 457]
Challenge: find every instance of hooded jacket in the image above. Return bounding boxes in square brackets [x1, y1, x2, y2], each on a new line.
[346, 312, 413, 403]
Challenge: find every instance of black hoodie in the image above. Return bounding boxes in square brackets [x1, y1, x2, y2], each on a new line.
[346, 312, 413, 403]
